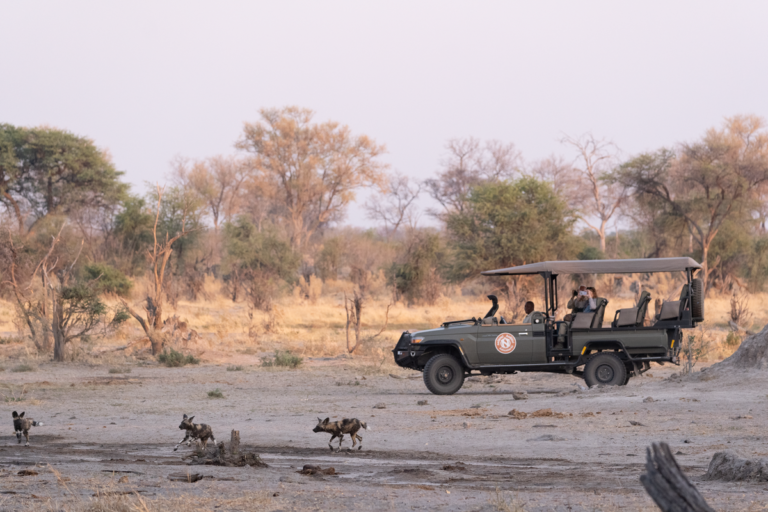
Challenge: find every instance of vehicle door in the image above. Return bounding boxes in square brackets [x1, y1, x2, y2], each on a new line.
[476, 322, 533, 365]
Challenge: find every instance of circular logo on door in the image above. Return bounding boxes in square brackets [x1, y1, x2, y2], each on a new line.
[495, 333, 517, 354]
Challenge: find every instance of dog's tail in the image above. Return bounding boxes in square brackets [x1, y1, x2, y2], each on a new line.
[361, 421, 370, 431]
[32, 421, 42, 427]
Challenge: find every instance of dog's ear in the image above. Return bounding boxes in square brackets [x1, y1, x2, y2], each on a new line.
[12, 411, 18, 418]
[323, 417, 329, 424]
[188, 416, 194, 422]
[317, 417, 322, 423]
[183, 414, 188, 419]
[19, 412, 25, 418]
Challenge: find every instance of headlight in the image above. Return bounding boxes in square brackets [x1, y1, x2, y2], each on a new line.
[411, 337, 424, 344]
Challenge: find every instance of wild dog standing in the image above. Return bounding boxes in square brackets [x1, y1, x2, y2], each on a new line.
[313, 417, 369, 452]
[12, 411, 42, 447]
[174, 414, 216, 451]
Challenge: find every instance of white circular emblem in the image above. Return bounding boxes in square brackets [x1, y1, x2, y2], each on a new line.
[495, 333, 517, 354]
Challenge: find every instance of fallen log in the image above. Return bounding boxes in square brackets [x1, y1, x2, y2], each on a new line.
[640, 442, 714, 512]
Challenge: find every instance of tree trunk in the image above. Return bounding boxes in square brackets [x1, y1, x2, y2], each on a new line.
[641, 442, 714, 512]
[52, 298, 66, 362]
[701, 244, 709, 292]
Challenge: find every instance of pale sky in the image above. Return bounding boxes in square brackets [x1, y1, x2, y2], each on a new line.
[2, 1, 767, 227]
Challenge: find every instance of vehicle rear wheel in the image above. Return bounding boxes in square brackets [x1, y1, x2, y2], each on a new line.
[622, 372, 631, 386]
[584, 353, 627, 387]
[423, 354, 465, 395]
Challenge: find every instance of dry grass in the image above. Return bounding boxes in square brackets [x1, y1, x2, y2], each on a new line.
[1, 272, 767, 366]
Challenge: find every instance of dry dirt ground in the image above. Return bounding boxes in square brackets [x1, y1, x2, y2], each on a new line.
[0, 358, 767, 511]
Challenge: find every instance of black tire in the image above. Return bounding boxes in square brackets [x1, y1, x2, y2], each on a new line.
[691, 278, 704, 321]
[584, 353, 627, 387]
[622, 372, 631, 386]
[423, 354, 465, 395]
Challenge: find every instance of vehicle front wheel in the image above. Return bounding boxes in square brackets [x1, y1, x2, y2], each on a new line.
[584, 353, 627, 387]
[423, 354, 465, 395]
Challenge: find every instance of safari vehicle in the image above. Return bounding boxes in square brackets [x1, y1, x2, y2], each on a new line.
[393, 258, 704, 395]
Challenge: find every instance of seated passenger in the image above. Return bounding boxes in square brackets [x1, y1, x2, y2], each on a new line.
[567, 286, 589, 313]
[522, 301, 535, 323]
[584, 287, 599, 313]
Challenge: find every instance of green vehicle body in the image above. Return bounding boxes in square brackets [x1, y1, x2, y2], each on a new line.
[393, 258, 703, 393]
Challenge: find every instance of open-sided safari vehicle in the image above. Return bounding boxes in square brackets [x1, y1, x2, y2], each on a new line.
[393, 257, 704, 395]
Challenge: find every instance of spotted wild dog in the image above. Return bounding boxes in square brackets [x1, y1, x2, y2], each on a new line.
[12, 411, 43, 447]
[174, 414, 216, 451]
[313, 417, 370, 452]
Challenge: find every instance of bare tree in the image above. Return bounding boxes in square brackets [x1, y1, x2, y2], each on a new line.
[120, 185, 193, 355]
[562, 134, 626, 253]
[527, 154, 581, 199]
[425, 137, 521, 216]
[236, 107, 387, 250]
[364, 171, 422, 237]
[172, 155, 248, 233]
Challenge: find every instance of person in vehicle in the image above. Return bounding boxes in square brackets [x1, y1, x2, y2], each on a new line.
[522, 301, 535, 323]
[584, 287, 599, 312]
[565, 286, 589, 320]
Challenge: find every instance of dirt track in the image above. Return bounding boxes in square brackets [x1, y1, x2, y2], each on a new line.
[1, 359, 766, 511]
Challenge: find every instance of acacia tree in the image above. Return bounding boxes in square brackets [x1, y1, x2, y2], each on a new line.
[236, 107, 386, 250]
[0, 125, 126, 233]
[613, 115, 768, 289]
[120, 185, 193, 355]
[364, 171, 422, 238]
[563, 134, 626, 253]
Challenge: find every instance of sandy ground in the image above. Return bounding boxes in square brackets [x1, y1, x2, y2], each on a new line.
[0, 358, 767, 511]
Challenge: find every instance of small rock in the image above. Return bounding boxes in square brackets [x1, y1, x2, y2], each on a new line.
[645, 373, 653, 377]
[373, 403, 386, 409]
[508, 409, 528, 419]
[675, 451, 685, 455]
[417, 400, 428, 406]
[118, 476, 129, 483]
[643, 397, 655, 403]
[629, 421, 646, 427]
[462, 422, 470, 429]
[512, 392, 528, 400]
[684, 439, 693, 444]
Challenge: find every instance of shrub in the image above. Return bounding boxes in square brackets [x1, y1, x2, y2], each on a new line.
[11, 364, 35, 373]
[261, 350, 302, 369]
[82, 263, 133, 297]
[207, 388, 224, 398]
[226, 365, 244, 371]
[108, 367, 131, 374]
[724, 331, 742, 349]
[158, 349, 200, 367]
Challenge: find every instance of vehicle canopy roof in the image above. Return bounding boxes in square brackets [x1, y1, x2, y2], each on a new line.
[481, 257, 701, 276]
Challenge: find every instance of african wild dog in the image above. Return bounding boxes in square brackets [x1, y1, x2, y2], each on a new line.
[313, 417, 369, 452]
[174, 414, 216, 451]
[12, 411, 43, 447]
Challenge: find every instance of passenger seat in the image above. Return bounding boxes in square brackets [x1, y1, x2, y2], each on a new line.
[612, 291, 651, 328]
[654, 285, 690, 323]
[569, 298, 608, 329]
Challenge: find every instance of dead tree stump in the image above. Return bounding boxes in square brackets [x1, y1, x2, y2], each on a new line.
[640, 442, 715, 512]
[230, 430, 240, 458]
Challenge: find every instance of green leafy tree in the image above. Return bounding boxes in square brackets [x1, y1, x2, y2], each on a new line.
[445, 177, 578, 280]
[222, 217, 299, 308]
[390, 230, 445, 305]
[0, 125, 127, 232]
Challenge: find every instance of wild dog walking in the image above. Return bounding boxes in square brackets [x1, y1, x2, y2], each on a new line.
[313, 417, 369, 452]
[12, 411, 42, 447]
[174, 414, 216, 451]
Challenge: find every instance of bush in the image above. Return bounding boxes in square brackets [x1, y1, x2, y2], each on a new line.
[207, 388, 224, 398]
[724, 331, 742, 349]
[158, 349, 200, 367]
[108, 367, 131, 374]
[11, 364, 35, 373]
[261, 350, 302, 369]
[82, 263, 133, 296]
[226, 365, 244, 371]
